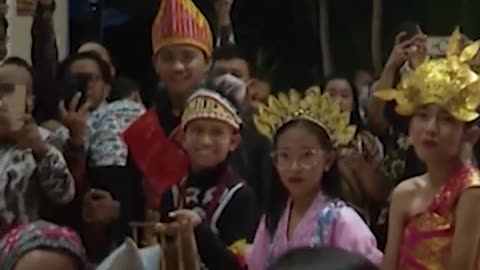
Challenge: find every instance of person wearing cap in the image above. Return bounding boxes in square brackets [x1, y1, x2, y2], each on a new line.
[149, 0, 213, 135]
[78, 0, 215, 259]
[0, 220, 88, 270]
[157, 78, 256, 270]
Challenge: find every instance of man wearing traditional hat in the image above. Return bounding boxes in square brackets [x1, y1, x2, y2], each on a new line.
[122, 0, 214, 236]
[150, 0, 213, 134]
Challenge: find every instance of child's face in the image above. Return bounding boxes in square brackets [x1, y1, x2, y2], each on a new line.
[183, 119, 240, 171]
[409, 104, 476, 163]
[14, 250, 79, 270]
[274, 125, 334, 200]
[325, 79, 354, 114]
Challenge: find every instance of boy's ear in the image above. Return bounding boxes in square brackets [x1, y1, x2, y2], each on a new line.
[229, 132, 241, 152]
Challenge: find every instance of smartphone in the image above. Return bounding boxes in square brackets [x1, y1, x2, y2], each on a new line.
[63, 73, 91, 110]
[398, 21, 419, 42]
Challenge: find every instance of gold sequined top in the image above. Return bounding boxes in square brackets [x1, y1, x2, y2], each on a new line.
[398, 165, 480, 269]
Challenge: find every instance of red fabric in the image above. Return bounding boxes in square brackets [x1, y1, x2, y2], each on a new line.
[122, 108, 189, 209]
[234, 254, 246, 269]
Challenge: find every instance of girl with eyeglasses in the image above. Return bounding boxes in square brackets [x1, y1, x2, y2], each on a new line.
[246, 88, 382, 270]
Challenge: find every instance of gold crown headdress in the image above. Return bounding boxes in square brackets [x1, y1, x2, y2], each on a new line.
[254, 87, 356, 147]
[374, 28, 480, 122]
[182, 89, 242, 130]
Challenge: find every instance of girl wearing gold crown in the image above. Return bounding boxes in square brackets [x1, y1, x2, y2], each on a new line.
[246, 88, 382, 270]
[380, 29, 480, 270]
[155, 80, 257, 270]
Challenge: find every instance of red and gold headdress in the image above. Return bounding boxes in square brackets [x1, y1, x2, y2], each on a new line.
[151, 0, 213, 57]
[375, 28, 480, 122]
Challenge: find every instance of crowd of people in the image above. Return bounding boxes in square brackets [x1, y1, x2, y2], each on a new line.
[0, 0, 480, 270]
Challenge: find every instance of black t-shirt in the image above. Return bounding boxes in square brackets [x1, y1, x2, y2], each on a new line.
[160, 163, 257, 270]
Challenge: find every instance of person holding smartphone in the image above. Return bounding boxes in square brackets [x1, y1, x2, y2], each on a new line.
[367, 22, 428, 250]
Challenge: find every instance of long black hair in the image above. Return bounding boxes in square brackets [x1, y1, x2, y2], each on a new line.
[265, 119, 342, 237]
[267, 247, 379, 270]
[321, 73, 365, 132]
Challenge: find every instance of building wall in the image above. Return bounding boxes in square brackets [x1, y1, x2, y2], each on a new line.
[6, 0, 68, 63]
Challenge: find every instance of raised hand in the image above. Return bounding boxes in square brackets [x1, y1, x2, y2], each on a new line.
[0, 3, 8, 15]
[15, 114, 49, 156]
[58, 92, 91, 147]
[16, 0, 37, 16]
[385, 30, 427, 71]
[214, 0, 234, 27]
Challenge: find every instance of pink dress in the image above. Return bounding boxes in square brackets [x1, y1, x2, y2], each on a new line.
[246, 192, 382, 270]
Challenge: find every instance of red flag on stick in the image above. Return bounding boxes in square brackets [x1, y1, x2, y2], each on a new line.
[122, 108, 189, 209]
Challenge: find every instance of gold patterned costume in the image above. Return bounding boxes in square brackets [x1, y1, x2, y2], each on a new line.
[398, 165, 480, 270]
[374, 28, 480, 270]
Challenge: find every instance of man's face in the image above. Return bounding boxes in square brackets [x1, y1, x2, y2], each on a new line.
[153, 45, 209, 99]
[212, 58, 251, 83]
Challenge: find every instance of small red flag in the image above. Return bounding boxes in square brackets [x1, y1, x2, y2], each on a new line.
[122, 108, 189, 209]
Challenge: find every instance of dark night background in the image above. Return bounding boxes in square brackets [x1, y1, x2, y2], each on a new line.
[86, 0, 480, 98]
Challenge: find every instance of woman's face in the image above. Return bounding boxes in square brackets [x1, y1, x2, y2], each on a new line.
[409, 104, 470, 163]
[325, 79, 354, 113]
[274, 124, 334, 200]
[154, 45, 209, 98]
[183, 119, 240, 171]
[14, 250, 79, 270]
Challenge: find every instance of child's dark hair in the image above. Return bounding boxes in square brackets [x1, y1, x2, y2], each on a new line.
[203, 76, 242, 116]
[2, 57, 34, 80]
[213, 44, 246, 61]
[108, 76, 140, 102]
[267, 247, 379, 270]
[320, 73, 364, 132]
[265, 119, 341, 237]
[57, 51, 113, 86]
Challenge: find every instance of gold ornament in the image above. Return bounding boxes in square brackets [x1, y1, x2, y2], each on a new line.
[182, 89, 242, 130]
[374, 27, 480, 122]
[253, 86, 356, 147]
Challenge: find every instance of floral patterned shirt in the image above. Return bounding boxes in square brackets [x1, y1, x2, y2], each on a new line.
[0, 144, 75, 238]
